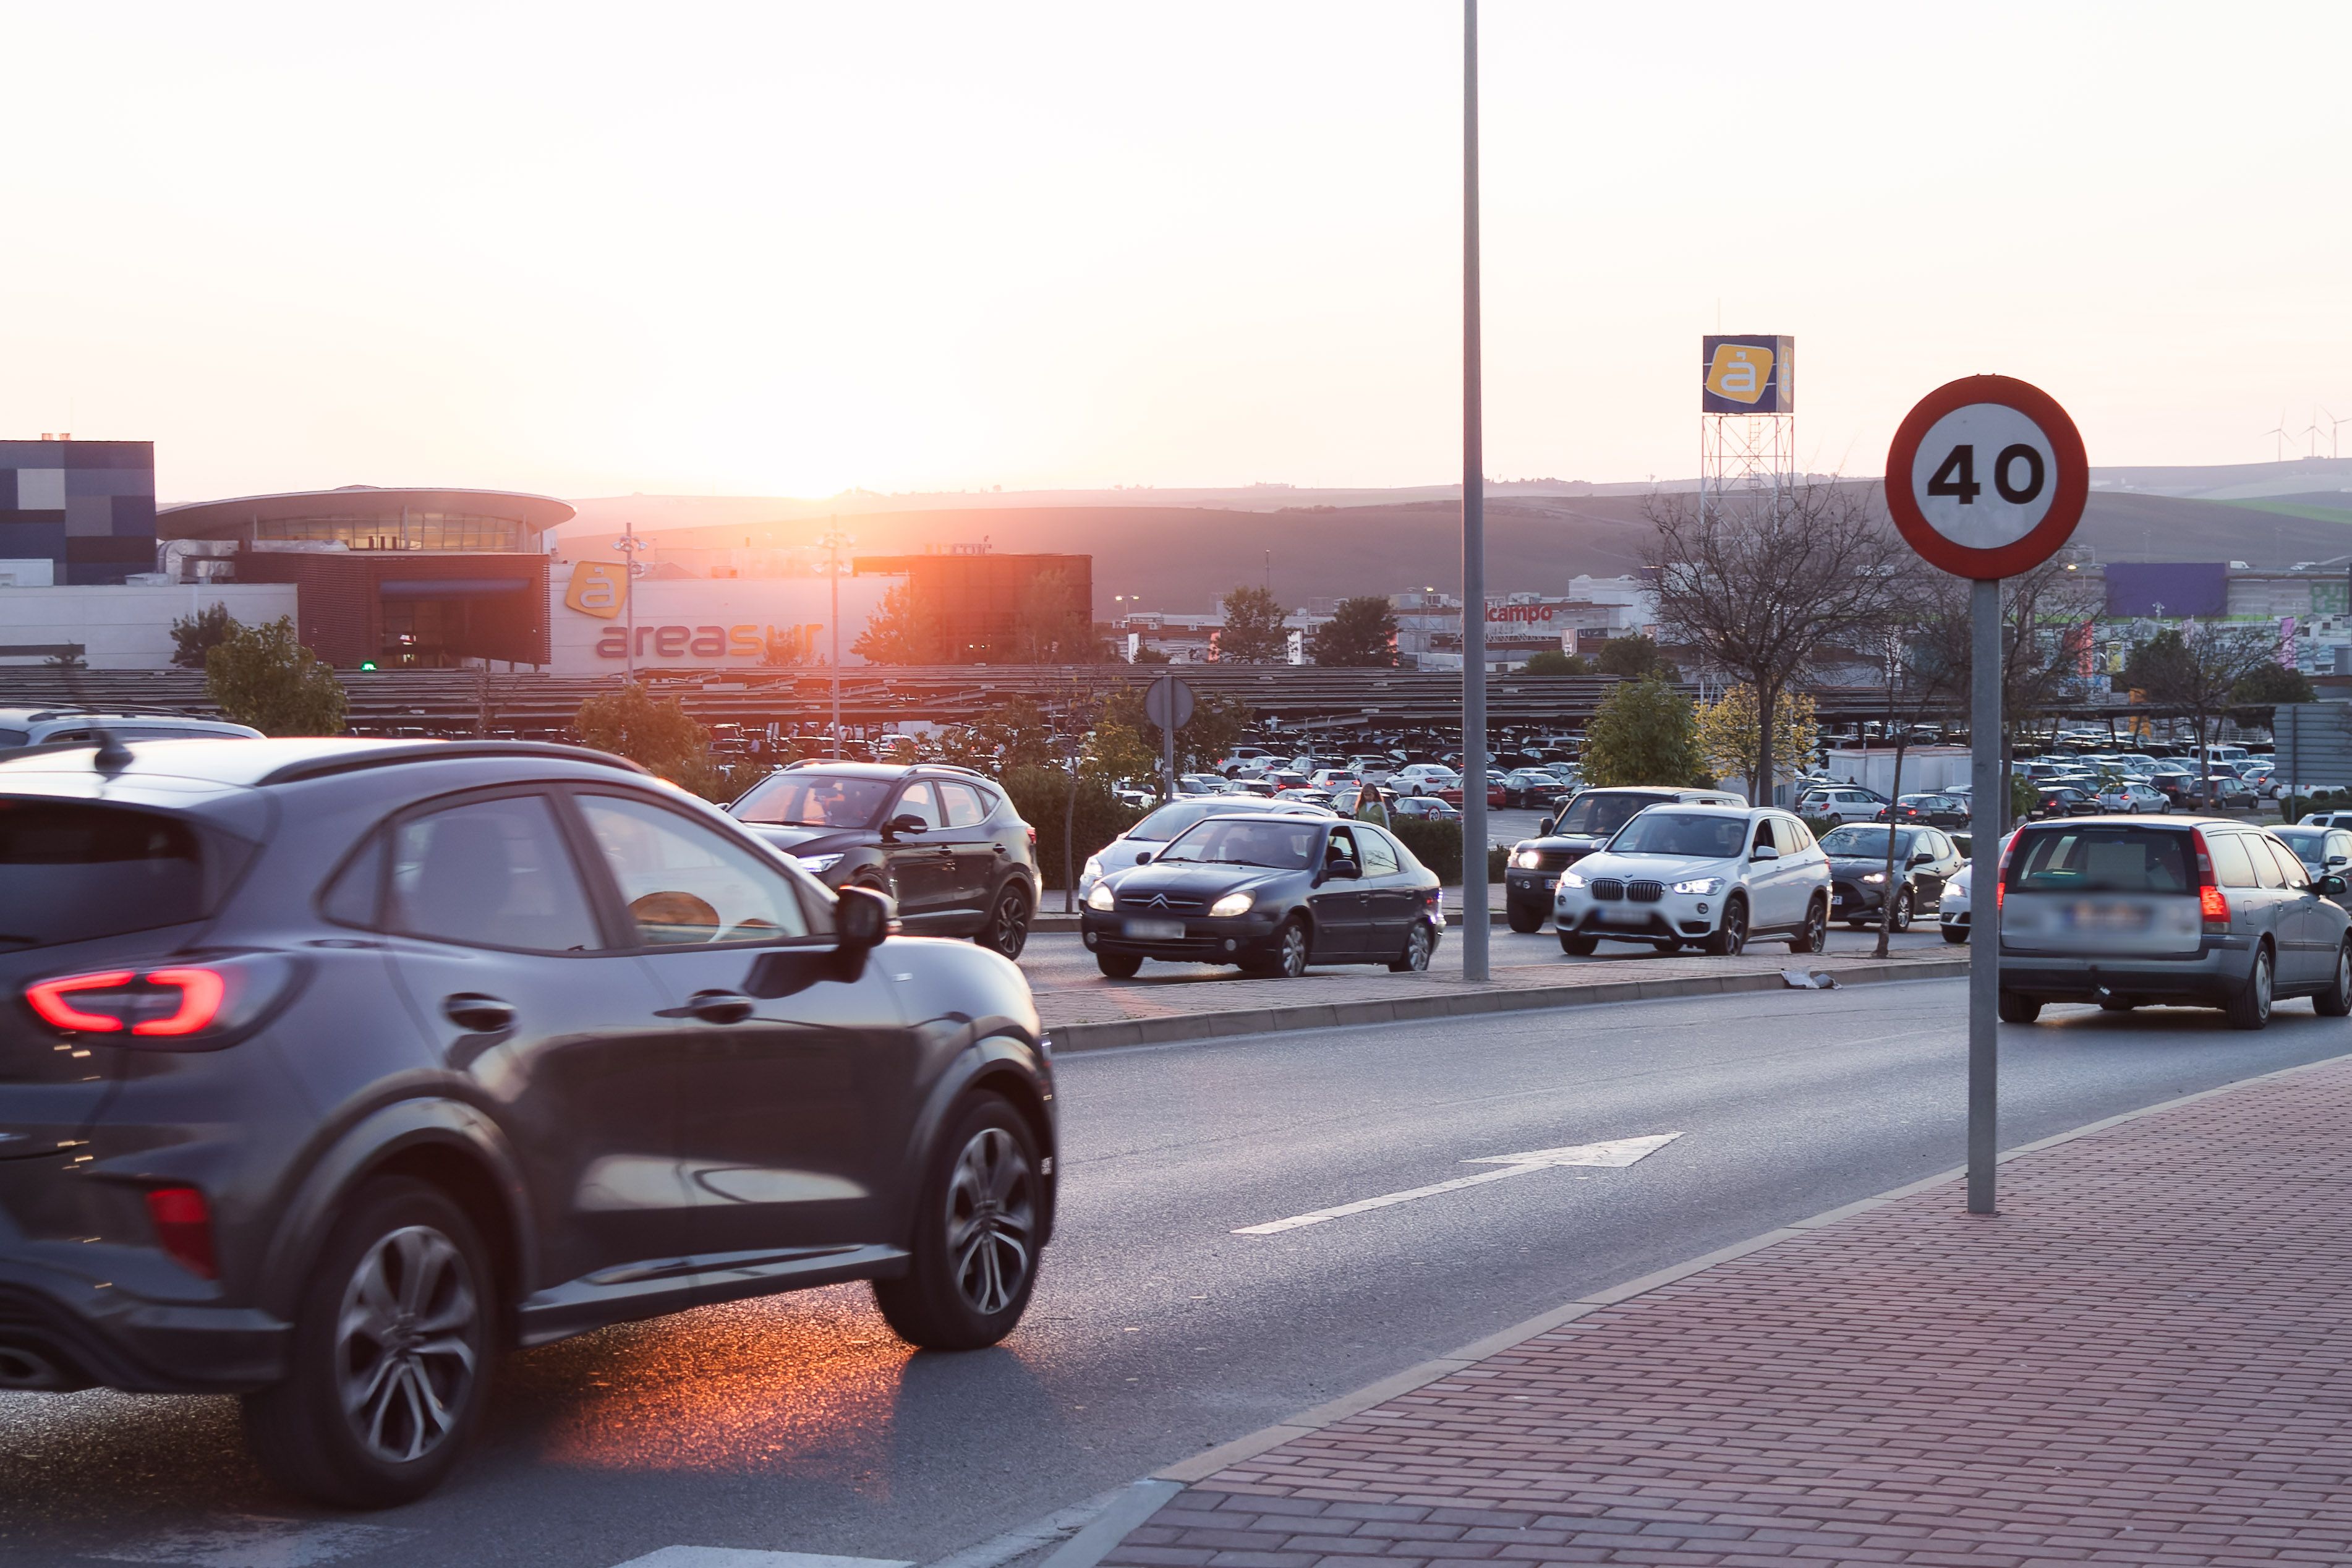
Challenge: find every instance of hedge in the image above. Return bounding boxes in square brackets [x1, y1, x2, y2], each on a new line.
[1390, 817, 1507, 884]
[1000, 766, 1149, 895]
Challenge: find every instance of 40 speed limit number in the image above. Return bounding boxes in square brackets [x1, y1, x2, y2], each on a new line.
[1885, 375, 2087, 581]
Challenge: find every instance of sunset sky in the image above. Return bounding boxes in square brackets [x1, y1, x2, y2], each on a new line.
[6, 2, 2347, 504]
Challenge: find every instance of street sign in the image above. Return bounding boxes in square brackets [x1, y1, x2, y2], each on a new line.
[1885, 375, 2087, 580]
[1143, 675, 1195, 732]
[1885, 373, 2088, 1221]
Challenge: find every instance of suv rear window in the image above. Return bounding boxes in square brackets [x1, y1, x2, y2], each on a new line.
[0, 801, 209, 949]
[2009, 825, 2193, 894]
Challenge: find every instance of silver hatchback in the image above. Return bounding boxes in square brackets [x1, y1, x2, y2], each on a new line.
[1996, 816, 2352, 1029]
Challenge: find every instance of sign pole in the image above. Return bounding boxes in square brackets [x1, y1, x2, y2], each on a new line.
[1967, 576, 2001, 1214]
[1161, 675, 1177, 803]
[1459, 0, 1489, 982]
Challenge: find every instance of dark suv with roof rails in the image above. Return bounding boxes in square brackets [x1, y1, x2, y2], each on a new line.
[728, 761, 1041, 960]
[0, 738, 1055, 1507]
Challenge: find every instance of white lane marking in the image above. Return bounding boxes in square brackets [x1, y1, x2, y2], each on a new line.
[1234, 1132, 1682, 1235]
[102, 1517, 411, 1567]
[610, 1553, 914, 1568]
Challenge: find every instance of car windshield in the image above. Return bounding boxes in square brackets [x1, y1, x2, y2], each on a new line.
[1157, 818, 1321, 870]
[1553, 791, 1662, 838]
[1608, 811, 1748, 859]
[2009, 825, 2193, 893]
[731, 773, 895, 828]
[1819, 825, 1919, 859]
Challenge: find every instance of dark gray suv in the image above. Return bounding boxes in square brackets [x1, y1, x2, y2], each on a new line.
[0, 738, 1057, 1506]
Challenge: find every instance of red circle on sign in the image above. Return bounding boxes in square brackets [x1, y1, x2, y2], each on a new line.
[1884, 374, 2087, 580]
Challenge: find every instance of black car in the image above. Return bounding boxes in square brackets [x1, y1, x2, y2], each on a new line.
[1500, 769, 1572, 810]
[0, 739, 1056, 1507]
[730, 761, 1041, 958]
[2034, 785, 2102, 819]
[1081, 814, 1441, 978]
[1873, 792, 1969, 829]
[1818, 821, 1966, 930]
[1502, 786, 1744, 932]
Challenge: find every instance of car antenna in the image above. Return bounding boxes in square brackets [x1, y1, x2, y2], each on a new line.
[58, 656, 132, 773]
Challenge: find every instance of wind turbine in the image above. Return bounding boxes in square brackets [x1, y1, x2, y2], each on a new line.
[2264, 411, 2292, 462]
[2304, 407, 2326, 460]
[2325, 408, 2348, 461]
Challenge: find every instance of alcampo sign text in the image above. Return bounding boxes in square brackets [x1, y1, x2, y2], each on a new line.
[563, 560, 817, 662]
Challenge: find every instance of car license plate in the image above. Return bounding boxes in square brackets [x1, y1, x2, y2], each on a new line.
[1124, 918, 1185, 940]
[1600, 908, 1647, 926]
[2067, 900, 2150, 933]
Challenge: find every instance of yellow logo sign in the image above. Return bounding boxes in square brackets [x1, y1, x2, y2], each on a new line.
[565, 561, 629, 620]
[1705, 343, 1774, 405]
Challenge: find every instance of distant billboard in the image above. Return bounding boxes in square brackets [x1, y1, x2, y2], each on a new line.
[2103, 561, 2228, 620]
[1701, 335, 1794, 414]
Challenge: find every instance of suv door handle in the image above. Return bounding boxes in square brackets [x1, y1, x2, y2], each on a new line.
[684, 990, 755, 1024]
[443, 994, 517, 1032]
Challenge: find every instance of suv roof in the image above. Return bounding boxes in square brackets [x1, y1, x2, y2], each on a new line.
[0, 737, 648, 790]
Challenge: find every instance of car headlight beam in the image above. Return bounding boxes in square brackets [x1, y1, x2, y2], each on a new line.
[1861, 872, 1886, 884]
[1209, 891, 1254, 918]
[1669, 876, 1723, 896]
[1557, 871, 1585, 890]
[1511, 848, 1543, 869]
[1086, 882, 1117, 911]
[797, 853, 844, 874]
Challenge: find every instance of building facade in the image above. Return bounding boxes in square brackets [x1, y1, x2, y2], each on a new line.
[0, 438, 158, 586]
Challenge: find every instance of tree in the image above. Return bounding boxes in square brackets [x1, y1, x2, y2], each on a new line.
[1579, 675, 1703, 788]
[1855, 565, 1969, 955]
[1128, 643, 1172, 665]
[2124, 623, 2283, 791]
[1217, 585, 1289, 665]
[574, 681, 718, 792]
[759, 626, 809, 666]
[1594, 634, 1676, 681]
[205, 616, 347, 736]
[1519, 649, 1589, 676]
[1093, 683, 1249, 786]
[851, 582, 950, 664]
[2231, 661, 2316, 729]
[171, 603, 239, 671]
[1308, 595, 1398, 667]
[1647, 482, 1907, 804]
[1009, 568, 1104, 662]
[1694, 684, 1819, 801]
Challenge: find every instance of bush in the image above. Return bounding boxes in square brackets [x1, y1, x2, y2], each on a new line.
[1799, 814, 1843, 844]
[2285, 788, 2352, 824]
[205, 616, 346, 736]
[1391, 817, 1506, 885]
[1000, 765, 1148, 893]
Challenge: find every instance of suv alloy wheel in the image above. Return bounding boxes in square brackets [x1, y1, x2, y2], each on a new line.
[981, 880, 1031, 960]
[873, 1096, 1042, 1349]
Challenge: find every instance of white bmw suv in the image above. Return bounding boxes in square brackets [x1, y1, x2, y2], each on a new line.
[1553, 803, 1831, 957]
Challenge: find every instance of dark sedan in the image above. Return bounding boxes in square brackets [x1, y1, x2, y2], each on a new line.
[1819, 822, 1965, 930]
[1501, 769, 1572, 809]
[1873, 792, 1969, 828]
[1081, 814, 1441, 978]
[2034, 785, 2102, 819]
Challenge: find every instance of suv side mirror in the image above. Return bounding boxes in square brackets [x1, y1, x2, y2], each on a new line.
[837, 884, 890, 950]
[1751, 844, 1780, 861]
[882, 813, 929, 839]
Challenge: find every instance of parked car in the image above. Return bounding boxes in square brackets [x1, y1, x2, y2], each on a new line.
[1996, 817, 2352, 1028]
[0, 737, 1057, 1506]
[0, 706, 264, 749]
[2272, 824, 2352, 906]
[2032, 785, 2102, 819]
[1219, 746, 1278, 779]
[1795, 784, 1888, 823]
[1391, 763, 1461, 796]
[1552, 804, 1830, 956]
[1501, 769, 1572, 809]
[1436, 777, 1507, 810]
[728, 762, 1041, 958]
[1081, 814, 1442, 978]
[1177, 773, 1233, 795]
[1391, 796, 1460, 820]
[1077, 795, 1335, 901]
[1940, 859, 1974, 944]
[1503, 786, 1744, 933]
[1817, 822, 1965, 930]
[2094, 781, 2171, 814]
[1875, 793, 1969, 828]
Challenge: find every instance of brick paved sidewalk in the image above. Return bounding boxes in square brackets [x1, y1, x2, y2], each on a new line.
[1100, 1056, 2352, 1567]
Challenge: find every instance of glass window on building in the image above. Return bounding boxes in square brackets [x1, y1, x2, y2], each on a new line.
[255, 513, 522, 552]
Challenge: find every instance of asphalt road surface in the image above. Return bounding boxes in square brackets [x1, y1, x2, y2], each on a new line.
[7, 982, 2347, 1568]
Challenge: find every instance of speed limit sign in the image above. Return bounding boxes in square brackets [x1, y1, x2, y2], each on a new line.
[1885, 374, 2087, 581]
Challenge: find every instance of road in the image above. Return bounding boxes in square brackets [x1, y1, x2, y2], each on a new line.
[6, 983, 2347, 1568]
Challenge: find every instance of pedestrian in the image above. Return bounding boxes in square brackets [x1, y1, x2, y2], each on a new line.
[1355, 781, 1391, 830]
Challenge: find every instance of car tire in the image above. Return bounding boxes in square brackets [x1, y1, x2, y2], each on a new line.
[2316, 942, 2352, 1017]
[1245, 918, 1311, 979]
[1997, 991, 2042, 1024]
[1888, 888, 1914, 932]
[1388, 921, 1435, 973]
[1702, 896, 1747, 957]
[1506, 905, 1544, 934]
[1559, 932, 1598, 957]
[874, 1094, 1042, 1350]
[1787, 897, 1826, 955]
[1941, 926, 1969, 945]
[2226, 944, 2275, 1031]
[1095, 951, 1142, 979]
[241, 1177, 493, 1509]
[978, 880, 1031, 961]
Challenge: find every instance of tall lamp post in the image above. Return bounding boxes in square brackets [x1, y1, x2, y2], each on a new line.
[612, 522, 652, 684]
[1459, 0, 1490, 982]
[820, 522, 853, 759]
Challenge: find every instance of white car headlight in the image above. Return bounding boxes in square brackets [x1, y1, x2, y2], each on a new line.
[1557, 871, 1586, 890]
[796, 853, 843, 874]
[1670, 876, 1723, 896]
[1086, 882, 1117, 911]
[1512, 848, 1543, 869]
[1209, 891, 1254, 918]
[1861, 872, 1886, 884]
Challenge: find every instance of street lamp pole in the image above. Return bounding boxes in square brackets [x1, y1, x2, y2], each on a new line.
[612, 522, 650, 685]
[1459, 0, 1490, 982]
[824, 523, 846, 759]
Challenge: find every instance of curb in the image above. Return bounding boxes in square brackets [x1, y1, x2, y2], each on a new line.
[1041, 957, 1969, 1054]
[1143, 1047, 2352, 1489]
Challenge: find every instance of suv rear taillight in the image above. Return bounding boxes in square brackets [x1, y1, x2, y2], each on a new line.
[2192, 829, 2230, 932]
[22, 955, 291, 1049]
